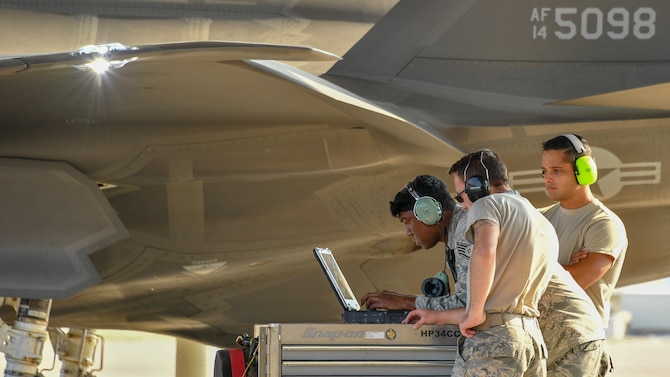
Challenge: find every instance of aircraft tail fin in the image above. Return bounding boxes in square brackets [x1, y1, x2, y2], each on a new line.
[327, 0, 669, 83]
[326, 0, 473, 83]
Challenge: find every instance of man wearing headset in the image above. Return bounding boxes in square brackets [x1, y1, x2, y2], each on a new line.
[406, 150, 556, 376]
[540, 134, 628, 373]
[360, 174, 473, 313]
[403, 149, 610, 376]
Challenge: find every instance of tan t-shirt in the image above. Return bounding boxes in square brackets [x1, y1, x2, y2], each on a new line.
[540, 200, 627, 328]
[466, 191, 557, 317]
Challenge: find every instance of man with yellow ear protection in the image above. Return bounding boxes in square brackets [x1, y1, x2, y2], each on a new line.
[360, 175, 473, 314]
[540, 134, 628, 374]
[541, 134, 628, 327]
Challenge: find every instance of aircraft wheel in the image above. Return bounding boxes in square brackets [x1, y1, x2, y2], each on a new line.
[214, 348, 247, 377]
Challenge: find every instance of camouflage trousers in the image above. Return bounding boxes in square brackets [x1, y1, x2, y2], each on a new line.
[453, 321, 547, 377]
[600, 340, 614, 375]
[547, 339, 612, 377]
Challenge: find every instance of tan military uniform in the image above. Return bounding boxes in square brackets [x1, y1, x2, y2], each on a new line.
[540, 200, 627, 329]
[539, 266, 607, 376]
[456, 191, 557, 376]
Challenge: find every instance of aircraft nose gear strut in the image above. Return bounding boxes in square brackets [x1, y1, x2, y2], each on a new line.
[0, 298, 51, 377]
[52, 328, 104, 377]
[0, 298, 104, 377]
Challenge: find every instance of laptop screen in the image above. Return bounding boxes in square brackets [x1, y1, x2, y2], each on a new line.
[313, 247, 361, 311]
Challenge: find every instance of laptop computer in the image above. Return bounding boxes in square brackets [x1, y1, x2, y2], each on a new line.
[313, 247, 410, 324]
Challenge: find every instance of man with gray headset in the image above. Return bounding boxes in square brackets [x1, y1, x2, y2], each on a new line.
[361, 174, 472, 314]
[406, 149, 556, 377]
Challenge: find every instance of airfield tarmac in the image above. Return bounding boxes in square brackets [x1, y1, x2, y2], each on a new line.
[82, 334, 670, 377]
[0, 332, 667, 376]
[608, 336, 670, 376]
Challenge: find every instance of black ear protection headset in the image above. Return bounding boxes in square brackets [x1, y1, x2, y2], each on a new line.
[405, 182, 443, 226]
[562, 134, 598, 186]
[464, 150, 492, 202]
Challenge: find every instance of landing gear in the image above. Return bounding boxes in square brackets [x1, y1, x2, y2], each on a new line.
[51, 328, 103, 377]
[0, 298, 104, 377]
[0, 298, 51, 377]
[213, 334, 257, 377]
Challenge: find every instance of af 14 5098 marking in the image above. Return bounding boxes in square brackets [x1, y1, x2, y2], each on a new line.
[530, 7, 656, 40]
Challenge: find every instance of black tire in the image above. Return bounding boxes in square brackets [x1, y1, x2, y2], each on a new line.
[213, 349, 247, 377]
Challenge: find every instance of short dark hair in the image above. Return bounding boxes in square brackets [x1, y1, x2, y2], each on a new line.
[389, 175, 456, 217]
[542, 134, 592, 165]
[448, 149, 508, 187]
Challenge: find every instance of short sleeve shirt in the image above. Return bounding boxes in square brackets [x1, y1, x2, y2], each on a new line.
[539, 200, 627, 328]
[465, 191, 557, 317]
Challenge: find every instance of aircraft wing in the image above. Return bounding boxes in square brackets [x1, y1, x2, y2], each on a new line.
[0, 41, 463, 346]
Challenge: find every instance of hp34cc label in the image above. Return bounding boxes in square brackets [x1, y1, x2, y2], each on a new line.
[420, 329, 461, 338]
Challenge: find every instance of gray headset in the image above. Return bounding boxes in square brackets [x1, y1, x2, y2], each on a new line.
[406, 183, 442, 225]
[406, 182, 449, 296]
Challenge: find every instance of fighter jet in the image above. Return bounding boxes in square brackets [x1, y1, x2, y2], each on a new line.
[0, 1, 668, 375]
